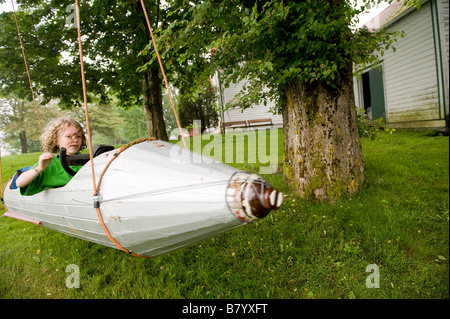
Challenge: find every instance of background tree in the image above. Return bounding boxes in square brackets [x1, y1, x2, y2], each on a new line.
[0, 0, 173, 140]
[0, 6, 67, 101]
[161, 0, 419, 202]
[79, 0, 170, 140]
[68, 102, 125, 145]
[178, 84, 219, 133]
[0, 97, 65, 153]
[117, 105, 148, 143]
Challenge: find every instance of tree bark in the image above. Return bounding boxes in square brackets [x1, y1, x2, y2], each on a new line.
[142, 67, 169, 141]
[19, 130, 28, 154]
[282, 63, 364, 202]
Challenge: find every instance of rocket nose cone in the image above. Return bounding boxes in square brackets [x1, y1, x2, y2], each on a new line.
[227, 172, 284, 222]
[242, 179, 283, 220]
[267, 188, 284, 210]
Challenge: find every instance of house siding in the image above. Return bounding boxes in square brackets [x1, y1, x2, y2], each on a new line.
[217, 0, 449, 130]
[384, 1, 442, 125]
[355, 0, 448, 128]
[220, 79, 283, 127]
[437, 0, 449, 122]
[439, 0, 449, 76]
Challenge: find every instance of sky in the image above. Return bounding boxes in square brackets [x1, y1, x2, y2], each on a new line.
[0, 1, 13, 13]
[355, 0, 391, 28]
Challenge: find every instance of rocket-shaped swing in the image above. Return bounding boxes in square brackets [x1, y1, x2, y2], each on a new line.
[2, 139, 283, 257]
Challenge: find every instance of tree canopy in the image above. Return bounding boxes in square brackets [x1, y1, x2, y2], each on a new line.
[1, 0, 417, 118]
[157, 0, 418, 110]
[0, 0, 177, 140]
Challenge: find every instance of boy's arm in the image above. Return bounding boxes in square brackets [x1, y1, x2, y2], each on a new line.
[15, 152, 55, 188]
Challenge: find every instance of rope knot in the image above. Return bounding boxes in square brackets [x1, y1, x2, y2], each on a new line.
[93, 193, 101, 208]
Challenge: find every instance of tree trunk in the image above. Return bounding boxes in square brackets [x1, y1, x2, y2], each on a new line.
[282, 64, 364, 202]
[19, 130, 28, 154]
[142, 67, 169, 141]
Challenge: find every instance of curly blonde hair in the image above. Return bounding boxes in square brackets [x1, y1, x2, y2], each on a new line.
[41, 117, 87, 154]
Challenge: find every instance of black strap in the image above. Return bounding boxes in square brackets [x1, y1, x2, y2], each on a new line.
[59, 145, 115, 176]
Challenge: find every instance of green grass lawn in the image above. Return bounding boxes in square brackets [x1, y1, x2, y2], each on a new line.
[0, 129, 448, 299]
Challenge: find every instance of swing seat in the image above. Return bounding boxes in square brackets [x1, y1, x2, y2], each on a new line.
[0, 1, 283, 258]
[9, 145, 115, 190]
[2, 140, 283, 257]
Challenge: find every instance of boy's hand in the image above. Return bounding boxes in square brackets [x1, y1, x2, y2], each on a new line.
[37, 152, 55, 173]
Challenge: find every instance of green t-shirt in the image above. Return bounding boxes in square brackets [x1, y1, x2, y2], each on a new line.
[20, 155, 82, 196]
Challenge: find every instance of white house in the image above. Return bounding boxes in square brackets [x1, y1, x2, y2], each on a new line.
[354, 0, 449, 129]
[211, 74, 283, 132]
[214, 0, 449, 131]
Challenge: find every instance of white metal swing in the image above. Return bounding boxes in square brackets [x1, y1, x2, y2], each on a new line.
[1, 0, 283, 257]
[2, 139, 283, 257]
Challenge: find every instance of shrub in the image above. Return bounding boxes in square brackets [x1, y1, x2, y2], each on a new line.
[356, 108, 395, 140]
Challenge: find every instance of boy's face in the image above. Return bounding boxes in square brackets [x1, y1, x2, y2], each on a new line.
[58, 124, 82, 155]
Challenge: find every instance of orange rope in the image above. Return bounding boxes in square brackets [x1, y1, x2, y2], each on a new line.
[74, 2, 149, 257]
[74, 0, 96, 192]
[139, 0, 187, 149]
[11, 0, 43, 135]
[93, 138, 155, 258]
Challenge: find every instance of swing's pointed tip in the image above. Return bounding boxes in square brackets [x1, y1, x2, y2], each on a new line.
[247, 182, 283, 219]
[227, 173, 283, 222]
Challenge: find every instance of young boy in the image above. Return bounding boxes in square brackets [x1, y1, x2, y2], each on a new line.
[16, 117, 87, 196]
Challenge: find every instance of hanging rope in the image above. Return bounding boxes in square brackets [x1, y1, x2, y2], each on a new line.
[74, 0, 96, 192]
[74, 1, 150, 258]
[139, 0, 187, 150]
[2, 0, 43, 207]
[11, 0, 43, 135]
[93, 138, 155, 258]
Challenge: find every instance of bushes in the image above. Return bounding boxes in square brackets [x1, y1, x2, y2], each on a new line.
[357, 108, 395, 140]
